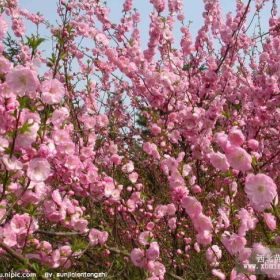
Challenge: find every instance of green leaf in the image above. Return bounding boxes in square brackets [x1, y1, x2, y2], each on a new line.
[222, 111, 231, 119]
[26, 35, 46, 50]
[252, 156, 258, 167]
[31, 262, 41, 273]
[72, 238, 88, 251]
[182, 64, 191, 71]
[19, 96, 36, 112]
[198, 64, 208, 71]
[222, 170, 234, 178]
[19, 96, 30, 109]
[19, 122, 33, 134]
[26, 204, 37, 215]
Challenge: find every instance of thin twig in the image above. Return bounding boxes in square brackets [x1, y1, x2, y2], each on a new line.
[35, 229, 85, 236]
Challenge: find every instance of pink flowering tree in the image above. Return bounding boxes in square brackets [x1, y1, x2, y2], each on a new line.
[0, 0, 280, 279]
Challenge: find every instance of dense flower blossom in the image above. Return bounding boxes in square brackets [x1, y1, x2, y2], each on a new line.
[228, 127, 245, 146]
[245, 174, 277, 212]
[181, 196, 202, 218]
[0, 56, 11, 74]
[27, 158, 51, 182]
[263, 213, 276, 231]
[206, 245, 222, 267]
[131, 248, 145, 267]
[10, 213, 38, 235]
[88, 229, 108, 246]
[0, 0, 279, 278]
[221, 233, 247, 256]
[6, 66, 39, 96]
[247, 139, 259, 151]
[2, 156, 23, 171]
[143, 142, 161, 160]
[209, 151, 230, 171]
[146, 242, 160, 261]
[139, 231, 153, 245]
[41, 79, 65, 104]
[225, 146, 252, 172]
[236, 208, 257, 236]
[0, 16, 8, 40]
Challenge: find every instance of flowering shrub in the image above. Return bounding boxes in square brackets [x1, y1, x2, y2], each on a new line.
[0, 0, 280, 279]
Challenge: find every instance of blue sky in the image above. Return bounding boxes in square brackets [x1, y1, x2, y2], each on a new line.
[19, 0, 271, 48]
[16, 0, 273, 105]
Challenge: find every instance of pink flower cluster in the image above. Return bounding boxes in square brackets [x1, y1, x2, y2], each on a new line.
[0, 0, 279, 279]
[131, 232, 165, 280]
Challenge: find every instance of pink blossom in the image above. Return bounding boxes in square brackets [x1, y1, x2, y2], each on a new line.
[252, 243, 271, 259]
[0, 15, 8, 39]
[143, 142, 160, 160]
[245, 174, 277, 212]
[222, 233, 246, 255]
[167, 217, 177, 230]
[146, 242, 160, 261]
[110, 154, 122, 165]
[2, 156, 23, 171]
[146, 222, 155, 231]
[236, 208, 257, 236]
[95, 33, 109, 46]
[238, 247, 252, 262]
[15, 122, 39, 149]
[58, 245, 72, 268]
[154, 205, 167, 218]
[228, 127, 245, 146]
[129, 172, 138, 183]
[0, 0, 279, 275]
[96, 115, 109, 128]
[225, 146, 252, 172]
[27, 158, 51, 182]
[215, 132, 229, 151]
[247, 139, 259, 151]
[104, 179, 121, 201]
[0, 225, 17, 247]
[191, 184, 202, 193]
[98, 230, 109, 245]
[206, 245, 222, 267]
[230, 269, 256, 280]
[147, 261, 166, 278]
[166, 204, 176, 216]
[44, 200, 65, 223]
[181, 196, 202, 218]
[127, 191, 141, 211]
[0, 137, 9, 153]
[88, 229, 108, 246]
[70, 215, 88, 233]
[52, 190, 63, 205]
[20, 181, 46, 205]
[51, 107, 69, 125]
[10, 213, 38, 235]
[209, 152, 230, 171]
[139, 231, 153, 245]
[150, 124, 161, 135]
[122, 161, 134, 173]
[0, 56, 12, 74]
[130, 248, 145, 267]
[212, 269, 226, 280]
[263, 213, 276, 231]
[171, 186, 189, 203]
[193, 213, 213, 232]
[6, 66, 39, 97]
[41, 79, 65, 104]
[196, 230, 213, 246]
